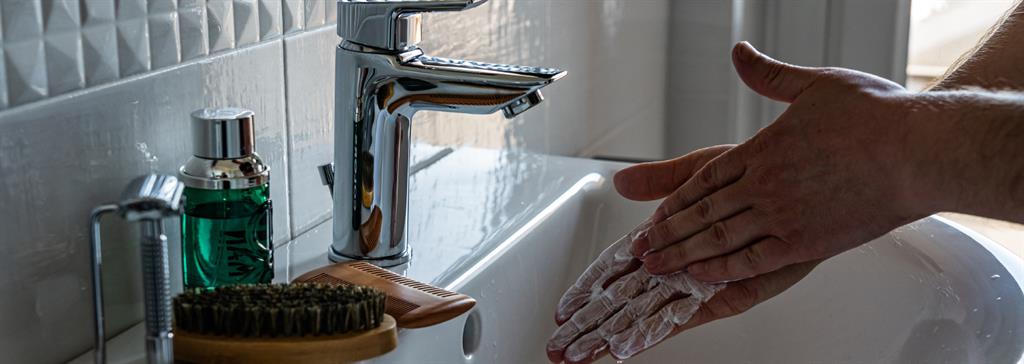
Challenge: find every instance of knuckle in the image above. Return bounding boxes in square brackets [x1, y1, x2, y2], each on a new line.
[695, 198, 715, 223]
[709, 222, 731, 249]
[697, 163, 719, 188]
[722, 283, 760, 316]
[669, 245, 690, 266]
[741, 246, 765, 273]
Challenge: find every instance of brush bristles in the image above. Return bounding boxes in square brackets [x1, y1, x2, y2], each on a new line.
[173, 283, 386, 337]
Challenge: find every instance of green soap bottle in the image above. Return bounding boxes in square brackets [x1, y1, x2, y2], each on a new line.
[179, 108, 273, 290]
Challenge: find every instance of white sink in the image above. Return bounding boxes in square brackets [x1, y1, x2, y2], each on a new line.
[374, 148, 1024, 364]
[72, 147, 1024, 364]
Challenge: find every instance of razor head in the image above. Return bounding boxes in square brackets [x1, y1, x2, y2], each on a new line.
[119, 174, 185, 221]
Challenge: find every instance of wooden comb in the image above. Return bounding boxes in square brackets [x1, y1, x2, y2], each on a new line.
[293, 262, 476, 328]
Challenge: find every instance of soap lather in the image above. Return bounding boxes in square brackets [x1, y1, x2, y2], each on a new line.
[179, 108, 273, 289]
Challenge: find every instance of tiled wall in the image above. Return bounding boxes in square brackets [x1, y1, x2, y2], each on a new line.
[0, 0, 337, 110]
[0, 1, 669, 362]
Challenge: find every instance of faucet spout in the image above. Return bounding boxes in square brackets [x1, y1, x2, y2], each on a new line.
[384, 52, 566, 118]
[330, 0, 566, 267]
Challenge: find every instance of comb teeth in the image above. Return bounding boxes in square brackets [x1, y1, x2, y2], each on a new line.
[304, 273, 423, 317]
[350, 262, 456, 298]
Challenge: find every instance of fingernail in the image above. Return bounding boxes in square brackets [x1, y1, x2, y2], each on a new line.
[631, 234, 650, 257]
[735, 41, 756, 63]
[642, 253, 662, 272]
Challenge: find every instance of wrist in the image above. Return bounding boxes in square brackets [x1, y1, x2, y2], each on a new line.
[898, 91, 1024, 219]
[887, 93, 962, 218]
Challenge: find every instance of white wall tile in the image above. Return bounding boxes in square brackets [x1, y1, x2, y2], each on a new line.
[81, 0, 120, 86]
[0, 40, 289, 363]
[43, 0, 84, 96]
[178, 0, 209, 61]
[115, 0, 151, 77]
[284, 27, 336, 236]
[282, 0, 304, 34]
[232, 0, 259, 46]
[206, 0, 235, 52]
[148, 0, 182, 69]
[4, 40, 48, 106]
[258, 0, 283, 40]
[2, 0, 43, 42]
[325, 0, 337, 23]
[303, 0, 324, 29]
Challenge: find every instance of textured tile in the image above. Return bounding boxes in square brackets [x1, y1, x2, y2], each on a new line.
[284, 27, 335, 236]
[178, 0, 208, 61]
[303, 0, 324, 29]
[81, 0, 120, 86]
[1, 0, 48, 106]
[282, 0, 304, 34]
[42, 0, 84, 95]
[43, 32, 84, 96]
[2, 0, 43, 41]
[148, 0, 182, 69]
[206, 0, 235, 52]
[258, 0, 283, 40]
[232, 0, 258, 46]
[116, 0, 151, 76]
[0, 40, 288, 363]
[4, 41, 48, 106]
[325, 0, 337, 23]
[42, 0, 80, 33]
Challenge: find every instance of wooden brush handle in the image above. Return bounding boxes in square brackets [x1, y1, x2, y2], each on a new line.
[174, 314, 397, 364]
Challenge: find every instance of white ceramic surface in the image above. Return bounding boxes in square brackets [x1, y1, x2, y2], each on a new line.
[73, 147, 1024, 363]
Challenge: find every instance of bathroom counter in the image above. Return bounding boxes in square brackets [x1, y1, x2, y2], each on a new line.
[70, 145, 620, 363]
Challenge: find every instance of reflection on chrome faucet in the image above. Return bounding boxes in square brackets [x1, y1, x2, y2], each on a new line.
[328, 0, 566, 266]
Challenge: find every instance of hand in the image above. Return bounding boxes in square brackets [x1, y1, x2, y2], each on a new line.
[630, 41, 926, 282]
[545, 219, 821, 363]
[546, 220, 724, 363]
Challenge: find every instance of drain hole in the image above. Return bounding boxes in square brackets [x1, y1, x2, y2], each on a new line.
[462, 309, 482, 358]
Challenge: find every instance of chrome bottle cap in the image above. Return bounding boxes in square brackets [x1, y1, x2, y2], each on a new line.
[180, 108, 269, 190]
[190, 107, 256, 159]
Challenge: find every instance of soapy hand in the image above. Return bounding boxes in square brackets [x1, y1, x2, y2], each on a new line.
[546, 220, 723, 363]
[546, 219, 821, 363]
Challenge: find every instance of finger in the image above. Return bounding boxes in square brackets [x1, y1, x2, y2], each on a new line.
[642, 209, 763, 275]
[678, 259, 821, 332]
[634, 184, 752, 257]
[687, 236, 804, 282]
[606, 272, 722, 359]
[565, 272, 718, 363]
[555, 228, 641, 324]
[732, 41, 820, 103]
[611, 260, 820, 360]
[651, 151, 746, 223]
[614, 145, 734, 201]
[547, 269, 652, 360]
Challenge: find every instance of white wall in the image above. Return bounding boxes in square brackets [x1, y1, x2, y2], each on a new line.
[0, 0, 669, 362]
[665, 0, 910, 155]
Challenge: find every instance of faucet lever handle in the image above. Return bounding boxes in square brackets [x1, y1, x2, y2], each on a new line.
[337, 0, 488, 51]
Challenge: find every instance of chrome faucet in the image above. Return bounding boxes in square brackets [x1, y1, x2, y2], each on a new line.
[326, 0, 566, 266]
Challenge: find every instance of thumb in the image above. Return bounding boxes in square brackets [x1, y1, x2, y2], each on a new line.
[732, 41, 820, 103]
[614, 145, 733, 201]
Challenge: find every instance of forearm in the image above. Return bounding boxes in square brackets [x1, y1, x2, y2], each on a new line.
[931, 1, 1024, 91]
[901, 91, 1024, 223]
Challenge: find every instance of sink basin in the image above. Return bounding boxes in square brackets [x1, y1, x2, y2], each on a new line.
[71, 147, 1024, 363]
[375, 149, 1024, 364]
